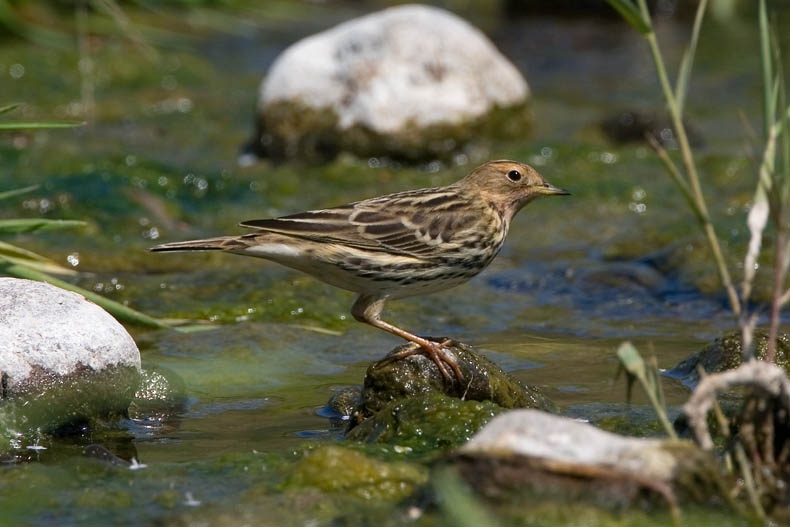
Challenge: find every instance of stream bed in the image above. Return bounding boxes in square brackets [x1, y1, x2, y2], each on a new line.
[0, 2, 782, 524]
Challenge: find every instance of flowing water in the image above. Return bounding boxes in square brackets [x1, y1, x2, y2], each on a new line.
[0, 2, 783, 524]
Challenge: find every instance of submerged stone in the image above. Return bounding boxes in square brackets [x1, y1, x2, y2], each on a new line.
[322, 385, 362, 427]
[600, 110, 703, 147]
[244, 4, 530, 163]
[666, 330, 790, 390]
[128, 366, 187, 425]
[0, 278, 141, 449]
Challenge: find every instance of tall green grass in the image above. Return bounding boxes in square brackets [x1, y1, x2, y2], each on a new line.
[608, 0, 790, 518]
[0, 104, 173, 329]
[606, 0, 790, 358]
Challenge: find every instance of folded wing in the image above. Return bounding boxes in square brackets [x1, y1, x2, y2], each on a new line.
[240, 189, 480, 259]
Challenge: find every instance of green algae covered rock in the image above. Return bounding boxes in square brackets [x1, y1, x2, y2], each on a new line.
[284, 445, 427, 501]
[359, 339, 555, 416]
[667, 330, 790, 390]
[343, 340, 555, 454]
[345, 393, 506, 454]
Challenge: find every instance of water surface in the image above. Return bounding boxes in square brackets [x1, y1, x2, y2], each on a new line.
[0, 3, 778, 524]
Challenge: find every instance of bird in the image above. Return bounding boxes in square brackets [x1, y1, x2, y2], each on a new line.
[151, 160, 569, 381]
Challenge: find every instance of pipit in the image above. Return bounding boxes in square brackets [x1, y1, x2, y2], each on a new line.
[151, 160, 568, 381]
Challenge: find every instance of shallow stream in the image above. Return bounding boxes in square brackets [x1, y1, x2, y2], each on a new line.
[0, 2, 782, 524]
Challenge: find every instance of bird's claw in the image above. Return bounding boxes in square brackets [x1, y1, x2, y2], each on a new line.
[379, 338, 463, 382]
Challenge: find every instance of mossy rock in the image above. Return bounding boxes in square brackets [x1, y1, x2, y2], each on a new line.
[345, 392, 507, 455]
[283, 445, 427, 501]
[667, 330, 790, 390]
[246, 100, 532, 164]
[357, 339, 555, 416]
[0, 364, 139, 449]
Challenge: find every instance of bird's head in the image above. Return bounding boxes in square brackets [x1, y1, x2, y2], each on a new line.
[461, 160, 569, 218]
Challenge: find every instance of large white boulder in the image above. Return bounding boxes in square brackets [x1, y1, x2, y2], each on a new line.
[246, 4, 530, 162]
[0, 278, 140, 387]
[0, 278, 141, 447]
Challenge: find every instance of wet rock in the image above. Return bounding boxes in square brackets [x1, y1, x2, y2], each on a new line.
[322, 385, 362, 428]
[358, 339, 555, 416]
[243, 4, 529, 163]
[572, 260, 670, 297]
[83, 444, 132, 467]
[0, 278, 141, 445]
[343, 340, 554, 452]
[284, 445, 427, 501]
[127, 366, 187, 425]
[448, 409, 729, 510]
[600, 110, 703, 148]
[345, 393, 506, 453]
[666, 330, 790, 390]
[326, 386, 362, 417]
[603, 238, 750, 305]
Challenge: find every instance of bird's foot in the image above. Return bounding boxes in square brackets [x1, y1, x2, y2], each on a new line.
[381, 338, 463, 382]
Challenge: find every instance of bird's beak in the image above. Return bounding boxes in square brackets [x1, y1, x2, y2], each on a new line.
[539, 183, 571, 196]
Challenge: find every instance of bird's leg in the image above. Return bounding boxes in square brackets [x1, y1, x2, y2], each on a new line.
[351, 294, 463, 381]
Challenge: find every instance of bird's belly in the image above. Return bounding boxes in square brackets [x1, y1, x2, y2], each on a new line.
[381, 272, 476, 299]
[335, 254, 489, 299]
[239, 242, 491, 298]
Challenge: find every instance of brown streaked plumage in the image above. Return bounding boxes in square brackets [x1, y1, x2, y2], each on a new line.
[151, 160, 569, 381]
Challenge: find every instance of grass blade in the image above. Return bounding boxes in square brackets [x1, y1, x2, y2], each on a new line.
[675, 0, 707, 116]
[776, 43, 790, 206]
[0, 185, 38, 200]
[606, 0, 652, 34]
[0, 218, 87, 234]
[0, 103, 21, 116]
[0, 121, 84, 130]
[91, 0, 159, 61]
[616, 342, 678, 439]
[0, 240, 78, 275]
[646, 133, 708, 224]
[760, 0, 774, 139]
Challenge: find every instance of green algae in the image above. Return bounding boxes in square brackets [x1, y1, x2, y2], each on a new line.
[252, 99, 533, 163]
[358, 340, 556, 415]
[346, 393, 506, 455]
[668, 330, 790, 389]
[0, 364, 140, 449]
[283, 445, 427, 500]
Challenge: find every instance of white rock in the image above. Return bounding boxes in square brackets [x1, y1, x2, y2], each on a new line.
[461, 409, 682, 481]
[259, 4, 528, 134]
[0, 278, 141, 391]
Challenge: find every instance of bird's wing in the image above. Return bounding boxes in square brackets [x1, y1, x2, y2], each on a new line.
[239, 188, 482, 258]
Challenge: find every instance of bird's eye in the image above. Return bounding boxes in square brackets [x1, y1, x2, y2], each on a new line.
[507, 170, 522, 182]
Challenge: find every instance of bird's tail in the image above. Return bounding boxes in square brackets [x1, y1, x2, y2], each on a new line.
[150, 236, 246, 252]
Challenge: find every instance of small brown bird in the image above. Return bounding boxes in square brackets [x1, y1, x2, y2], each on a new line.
[151, 160, 568, 380]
